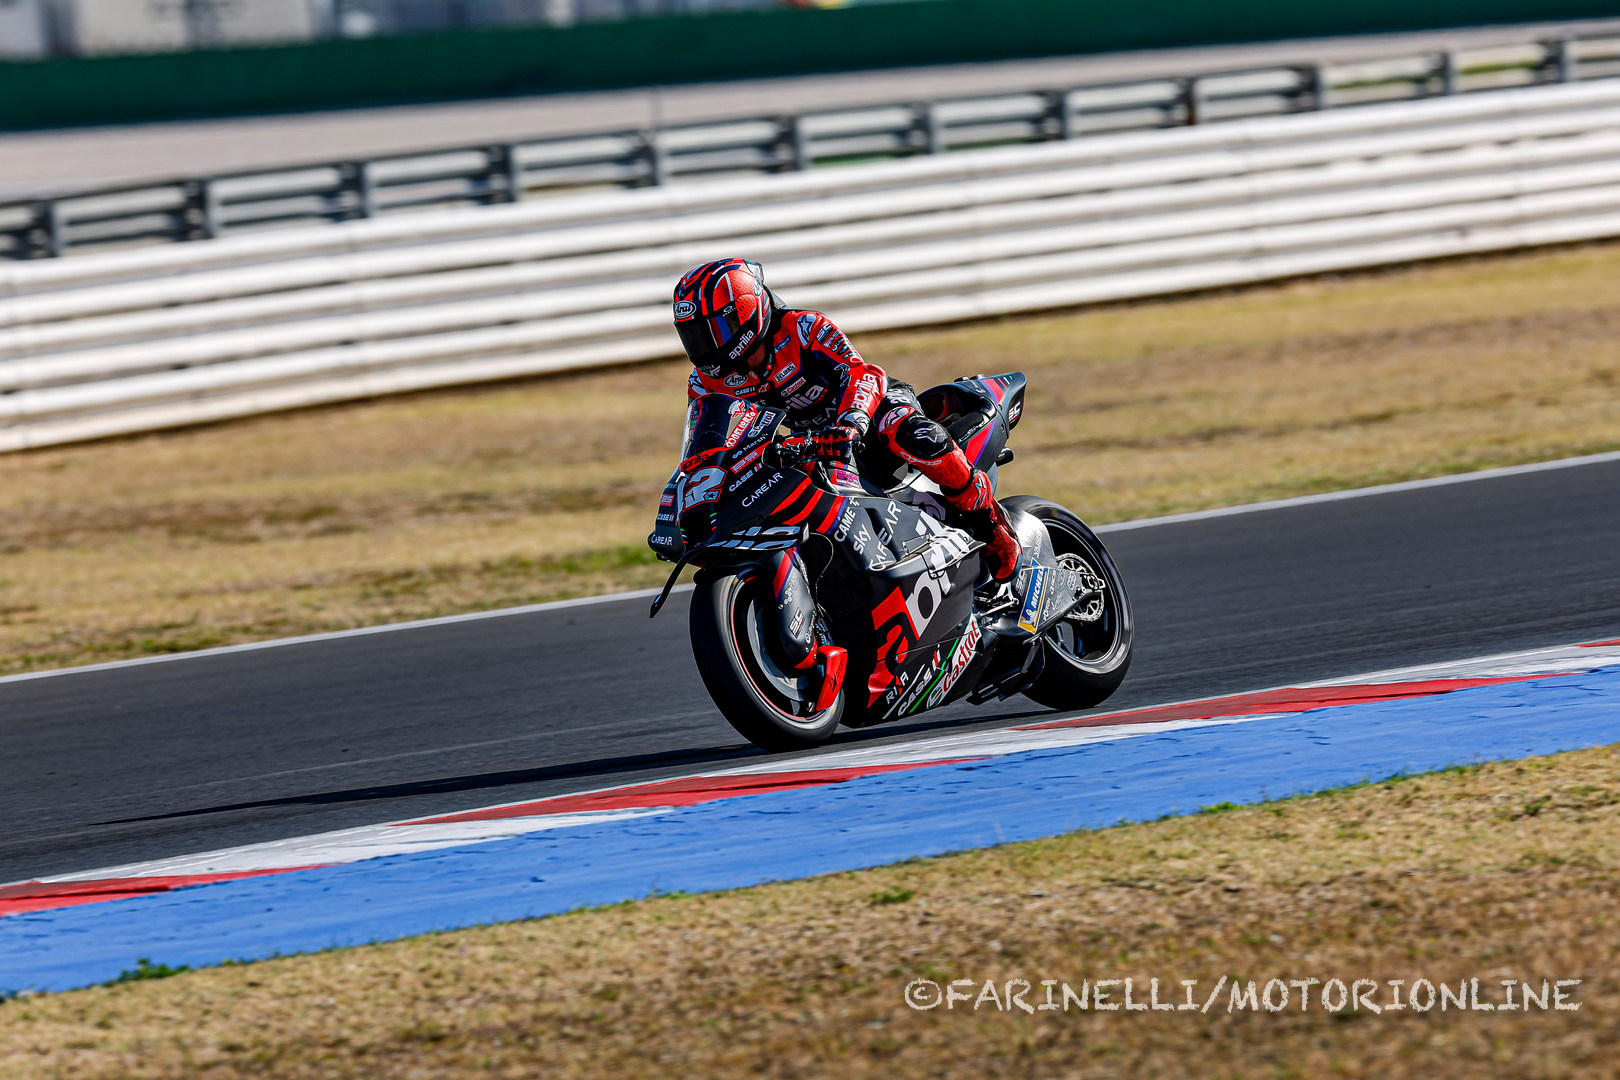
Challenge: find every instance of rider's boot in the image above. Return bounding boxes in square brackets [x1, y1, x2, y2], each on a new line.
[941, 469, 1021, 581]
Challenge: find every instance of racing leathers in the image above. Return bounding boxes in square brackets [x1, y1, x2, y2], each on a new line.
[688, 301, 1021, 580]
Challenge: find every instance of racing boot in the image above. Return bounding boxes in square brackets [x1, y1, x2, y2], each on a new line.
[941, 469, 1021, 581]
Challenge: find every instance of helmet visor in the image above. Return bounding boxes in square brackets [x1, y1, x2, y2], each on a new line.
[676, 303, 756, 366]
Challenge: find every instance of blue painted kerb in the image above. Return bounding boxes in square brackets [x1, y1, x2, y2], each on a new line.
[3, 668, 1618, 992]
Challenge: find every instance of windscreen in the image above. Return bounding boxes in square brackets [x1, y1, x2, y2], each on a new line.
[680, 394, 780, 469]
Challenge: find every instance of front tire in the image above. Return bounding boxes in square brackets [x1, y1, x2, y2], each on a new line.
[690, 569, 845, 752]
[1001, 496, 1133, 711]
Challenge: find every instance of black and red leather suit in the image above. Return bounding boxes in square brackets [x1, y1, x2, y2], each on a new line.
[675, 258, 1020, 581]
[687, 299, 1019, 577]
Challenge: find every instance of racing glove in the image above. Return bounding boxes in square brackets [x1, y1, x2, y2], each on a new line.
[808, 423, 860, 463]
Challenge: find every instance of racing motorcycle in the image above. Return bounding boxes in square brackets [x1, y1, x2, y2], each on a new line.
[648, 372, 1132, 752]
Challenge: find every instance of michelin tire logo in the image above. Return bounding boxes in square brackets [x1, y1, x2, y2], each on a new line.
[1018, 567, 1047, 635]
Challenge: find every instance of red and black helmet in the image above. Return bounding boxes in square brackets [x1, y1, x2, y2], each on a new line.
[673, 258, 771, 375]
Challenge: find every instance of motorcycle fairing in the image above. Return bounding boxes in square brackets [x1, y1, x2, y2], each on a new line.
[829, 494, 981, 575]
[659, 395, 796, 556]
[827, 497, 986, 719]
[916, 372, 1027, 473]
[877, 615, 991, 720]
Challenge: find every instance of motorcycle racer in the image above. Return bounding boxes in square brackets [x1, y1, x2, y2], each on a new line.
[673, 258, 1022, 580]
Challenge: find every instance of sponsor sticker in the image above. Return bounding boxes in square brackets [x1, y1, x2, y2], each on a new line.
[731, 443, 767, 473]
[826, 334, 857, 360]
[785, 383, 827, 410]
[894, 649, 943, 716]
[832, 504, 858, 542]
[745, 410, 779, 439]
[673, 300, 697, 320]
[725, 328, 756, 360]
[740, 472, 784, 508]
[722, 403, 759, 448]
[925, 618, 982, 710]
[849, 371, 882, 415]
[1018, 567, 1047, 635]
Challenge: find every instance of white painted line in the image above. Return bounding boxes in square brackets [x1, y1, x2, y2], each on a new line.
[6, 447, 1618, 686]
[1296, 641, 1620, 687]
[721, 714, 1264, 774]
[1093, 449, 1620, 533]
[38, 808, 671, 883]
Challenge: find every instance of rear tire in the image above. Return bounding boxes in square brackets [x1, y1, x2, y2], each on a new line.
[690, 569, 845, 752]
[1001, 496, 1133, 711]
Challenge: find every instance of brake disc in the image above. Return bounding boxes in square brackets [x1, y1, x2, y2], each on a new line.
[1056, 552, 1107, 623]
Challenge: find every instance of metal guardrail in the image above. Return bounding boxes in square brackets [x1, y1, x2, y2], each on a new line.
[4, 32, 1620, 260]
[4, 79, 1620, 451]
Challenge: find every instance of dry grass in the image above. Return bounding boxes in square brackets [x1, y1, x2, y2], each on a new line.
[3, 242, 1620, 675]
[5, 745, 1619, 1077]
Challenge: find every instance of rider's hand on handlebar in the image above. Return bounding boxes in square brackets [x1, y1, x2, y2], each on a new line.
[808, 424, 859, 464]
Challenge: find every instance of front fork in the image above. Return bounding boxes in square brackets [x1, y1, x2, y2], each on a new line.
[752, 547, 847, 714]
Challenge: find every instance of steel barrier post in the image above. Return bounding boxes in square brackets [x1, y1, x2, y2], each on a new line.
[1549, 38, 1577, 84]
[338, 162, 377, 219]
[784, 116, 812, 172]
[1438, 51, 1460, 96]
[487, 145, 525, 203]
[180, 180, 220, 241]
[1048, 89, 1079, 140]
[1183, 77, 1204, 125]
[915, 103, 945, 154]
[1304, 65, 1331, 110]
[641, 131, 668, 186]
[27, 200, 66, 258]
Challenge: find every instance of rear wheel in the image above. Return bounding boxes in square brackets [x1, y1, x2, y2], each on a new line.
[690, 569, 844, 752]
[1001, 496, 1133, 711]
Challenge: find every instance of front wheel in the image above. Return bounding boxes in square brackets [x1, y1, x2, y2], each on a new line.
[1001, 496, 1133, 712]
[689, 569, 844, 752]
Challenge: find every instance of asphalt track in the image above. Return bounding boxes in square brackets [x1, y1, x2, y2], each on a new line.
[3, 455, 1618, 887]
